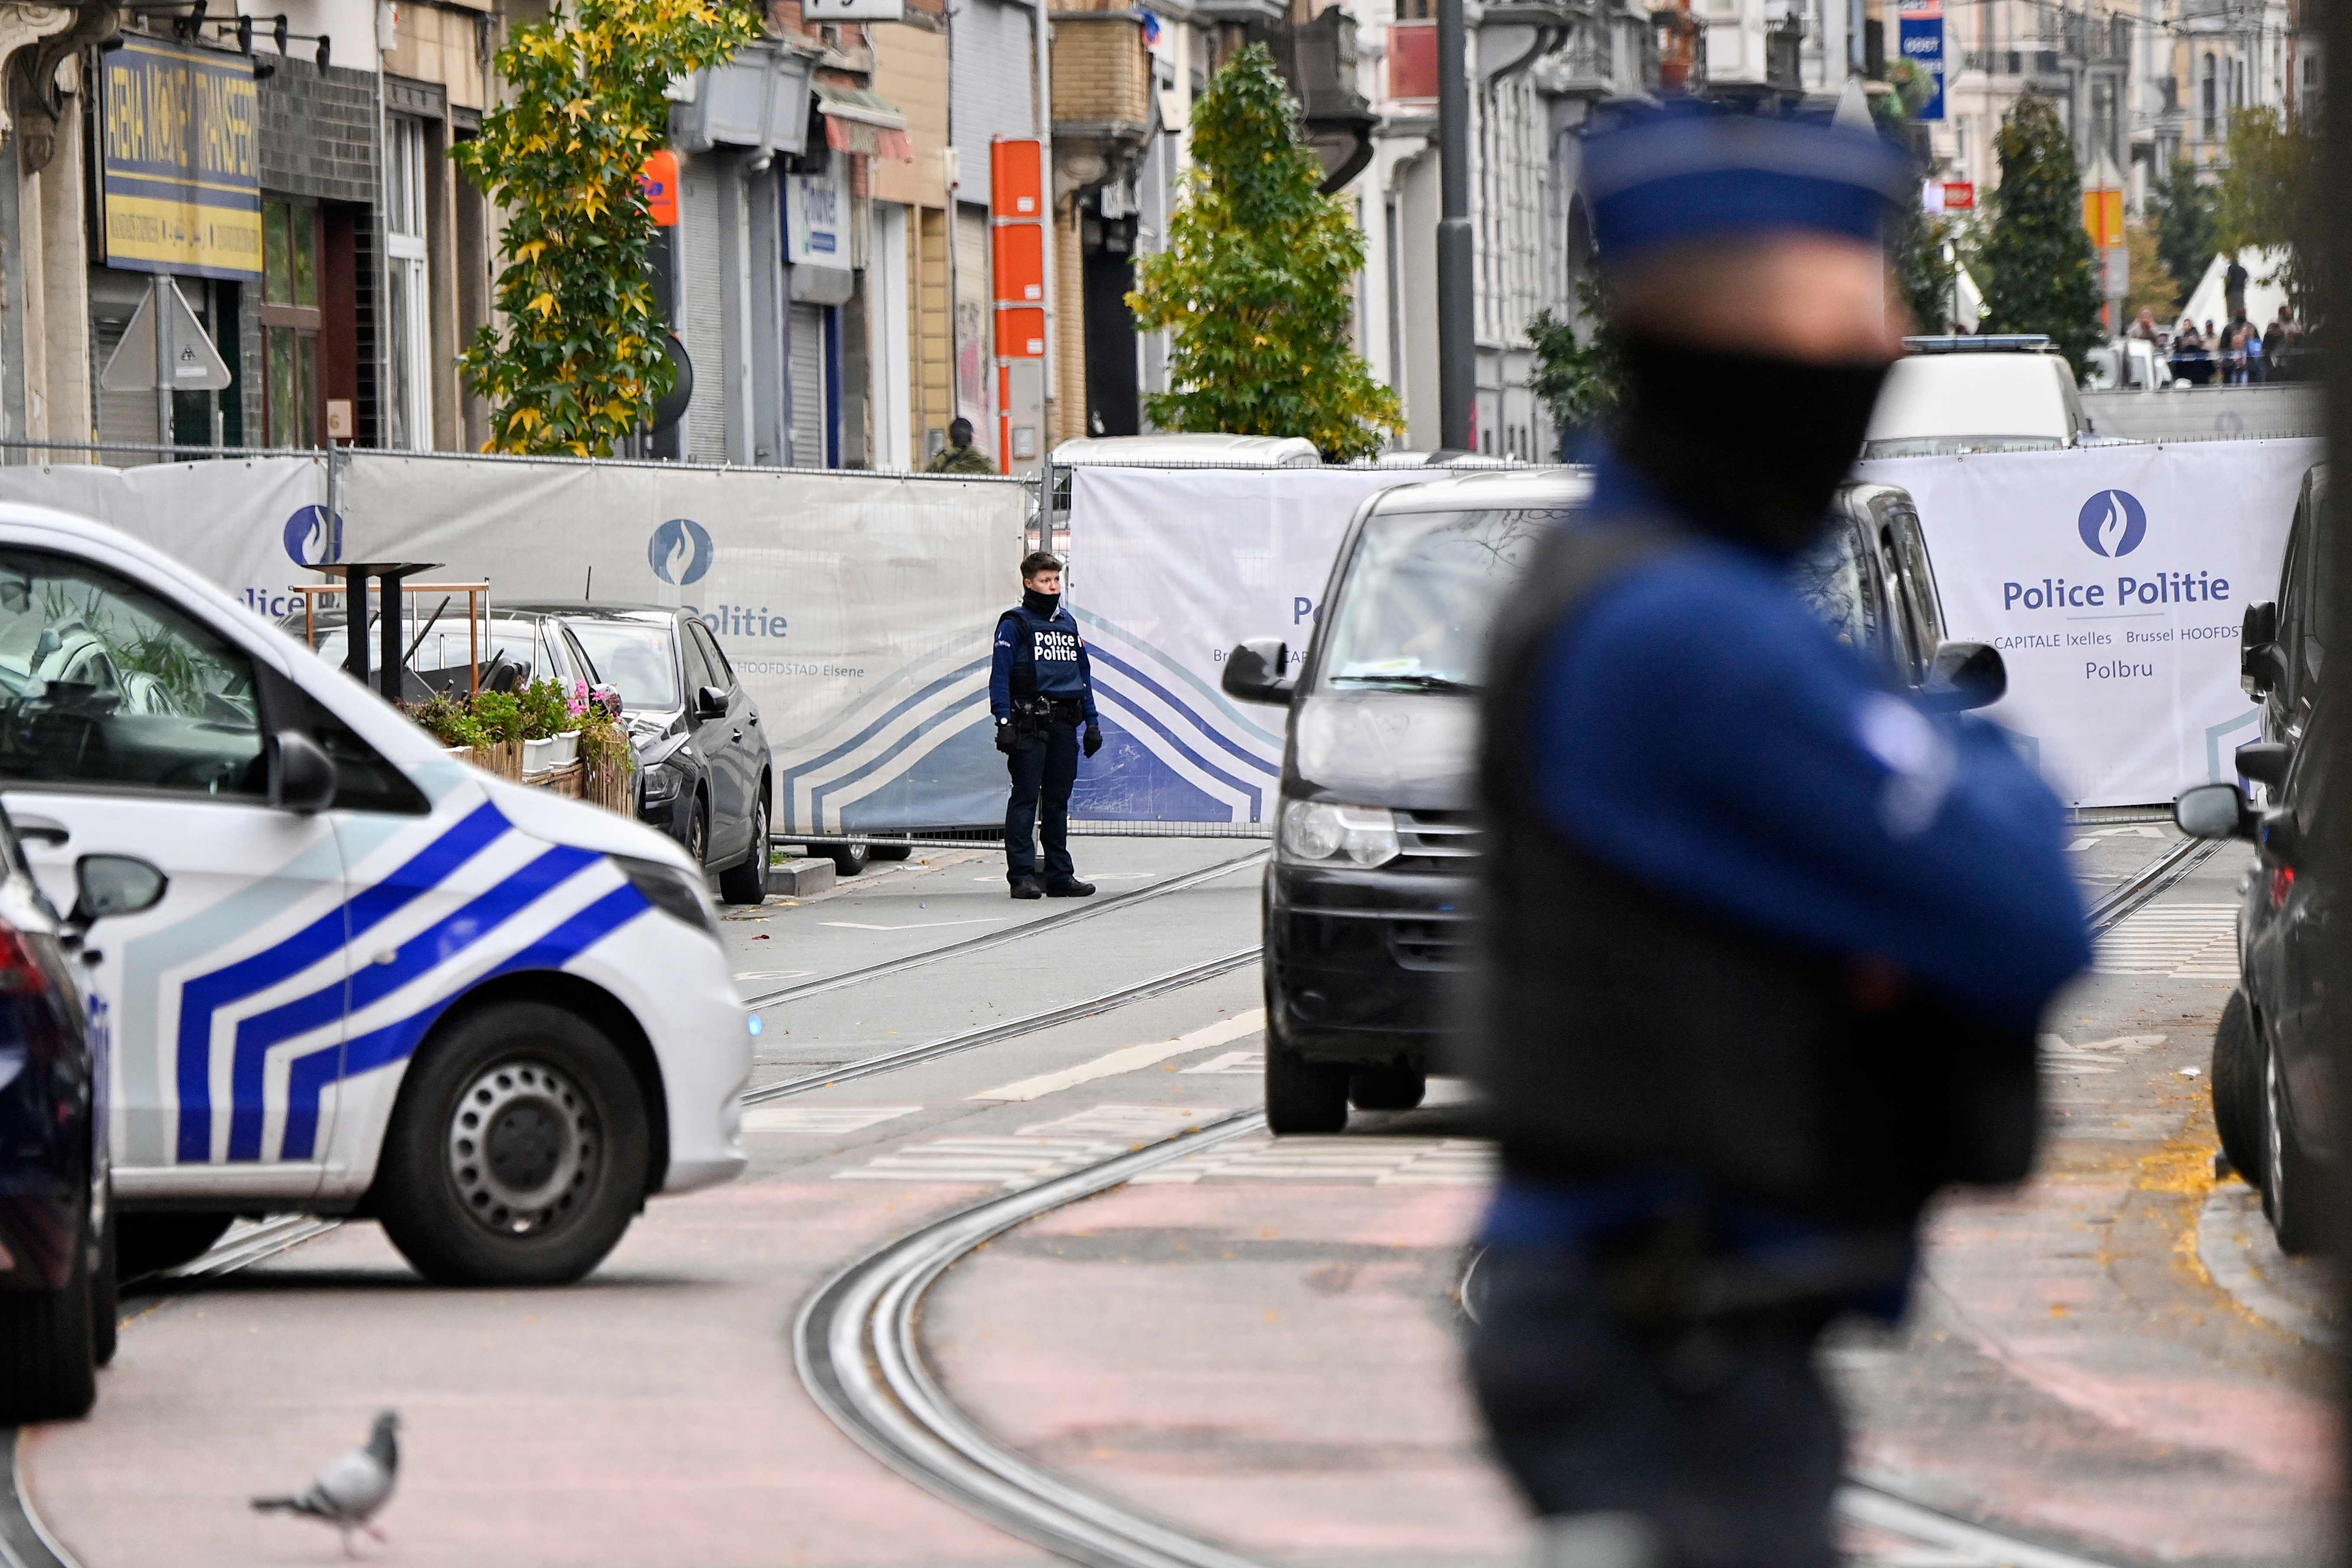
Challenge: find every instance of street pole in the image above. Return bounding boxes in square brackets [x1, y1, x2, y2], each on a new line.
[152, 275, 172, 458]
[1436, 0, 1474, 453]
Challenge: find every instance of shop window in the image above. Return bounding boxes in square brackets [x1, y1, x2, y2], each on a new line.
[385, 116, 434, 450]
[261, 199, 321, 448]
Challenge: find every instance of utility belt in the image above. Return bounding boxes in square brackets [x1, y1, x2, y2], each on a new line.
[1008, 696, 1085, 735]
[1588, 1213, 1913, 1332]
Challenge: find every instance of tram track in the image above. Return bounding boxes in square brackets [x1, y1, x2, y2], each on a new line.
[2087, 833, 2225, 933]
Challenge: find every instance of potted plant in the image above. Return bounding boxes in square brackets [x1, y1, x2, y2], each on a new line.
[519, 678, 579, 774]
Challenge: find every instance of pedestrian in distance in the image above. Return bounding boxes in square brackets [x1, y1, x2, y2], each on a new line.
[1462, 100, 2091, 1568]
[991, 551, 1101, 900]
[928, 417, 1000, 476]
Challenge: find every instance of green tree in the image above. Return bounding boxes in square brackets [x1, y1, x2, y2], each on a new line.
[1977, 95, 2104, 375]
[455, 0, 758, 455]
[2214, 106, 2315, 302]
[1127, 45, 1401, 461]
[2148, 157, 2217, 311]
[1526, 278, 1620, 444]
[2120, 220, 2179, 324]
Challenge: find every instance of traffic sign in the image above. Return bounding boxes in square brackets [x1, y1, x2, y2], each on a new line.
[1943, 180, 1976, 209]
[99, 276, 231, 393]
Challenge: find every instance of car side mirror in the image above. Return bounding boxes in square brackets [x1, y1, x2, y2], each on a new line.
[1220, 639, 1295, 705]
[2243, 599, 2278, 648]
[70, 854, 168, 929]
[2175, 781, 2255, 842]
[2234, 741, 2291, 790]
[271, 730, 338, 814]
[695, 684, 729, 721]
[2241, 601, 2283, 697]
[1918, 640, 2006, 713]
[588, 681, 624, 716]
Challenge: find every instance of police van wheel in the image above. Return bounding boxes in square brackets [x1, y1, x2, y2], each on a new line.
[1349, 1065, 1426, 1112]
[377, 1002, 651, 1287]
[826, 840, 872, 877]
[1265, 1036, 1349, 1136]
[719, 799, 771, 905]
[870, 845, 914, 862]
[0, 1203, 97, 1424]
[2211, 990, 2264, 1188]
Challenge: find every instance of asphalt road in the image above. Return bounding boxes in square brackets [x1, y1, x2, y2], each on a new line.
[11, 828, 2329, 1568]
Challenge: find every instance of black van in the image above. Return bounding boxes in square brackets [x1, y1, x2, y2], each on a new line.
[1221, 470, 2001, 1134]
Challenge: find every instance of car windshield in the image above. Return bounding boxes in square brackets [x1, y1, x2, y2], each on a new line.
[1316, 508, 1570, 693]
[565, 621, 679, 710]
[1860, 436, 2067, 460]
[312, 619, 533, 678]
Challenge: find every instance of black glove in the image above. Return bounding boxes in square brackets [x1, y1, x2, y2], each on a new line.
[1082, 721, 1103, 758]
[994, 718, 1017, 755]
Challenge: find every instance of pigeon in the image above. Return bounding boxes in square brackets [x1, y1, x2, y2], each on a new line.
[252, 1410, 399, 1556]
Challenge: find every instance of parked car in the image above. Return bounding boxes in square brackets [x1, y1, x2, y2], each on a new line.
[282, 606, 610, 702]
[1221, 470, 2002, 1133]
[2175, 697, 2337, 1254]
[2240, 464, 2329, 745]
[515, 604, 775, 897]
[0, 811, 161, 1422]
[1863, 334, 2093, 458]
[0, 507, 751, 1287]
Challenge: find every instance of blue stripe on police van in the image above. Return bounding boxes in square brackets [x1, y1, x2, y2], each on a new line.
[173, 800, 507, 1163]
[1085, 644, 1281, 779]
[222, 842, 602, 1162]
[277, 882, 652, 1160]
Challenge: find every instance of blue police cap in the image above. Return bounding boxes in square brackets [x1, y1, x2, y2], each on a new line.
[1582, 102, 1912, 265]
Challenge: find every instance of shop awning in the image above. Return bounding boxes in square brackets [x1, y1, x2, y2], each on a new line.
[814, 82, 914, 162]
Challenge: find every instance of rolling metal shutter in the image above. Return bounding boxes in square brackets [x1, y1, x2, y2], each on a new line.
[789, 302, 826, 467]
[950, 0, 1036, 211]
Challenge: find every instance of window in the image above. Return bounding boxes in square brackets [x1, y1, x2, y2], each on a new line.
[385, 116, 434, 450]
[2202, 53, 2217, 140]
[261, 199, 321, 447]
[0, 551, 265, 798]
[681, 622, 718, 698]
[687, 621, 735, 688]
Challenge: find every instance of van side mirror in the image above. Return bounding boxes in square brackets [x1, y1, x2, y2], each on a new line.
[70, 854, 168, 929]
[2242, 601, 2283, 697]
[1918, 641, 2005, 713]
[2175, 782, 2254, 842]
[272, 730, 338, 814]
[2234, 741, 2291, 790]
[1221, 639, 1295, 705]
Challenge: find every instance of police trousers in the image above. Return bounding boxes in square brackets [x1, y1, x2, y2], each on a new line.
[1005, 720, 1078, 884]
[1465, 1245, 1843, 1568]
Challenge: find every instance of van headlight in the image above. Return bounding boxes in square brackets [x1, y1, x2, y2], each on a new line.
[612, 854, 721, 941]
[1278, 800, 1400, 868]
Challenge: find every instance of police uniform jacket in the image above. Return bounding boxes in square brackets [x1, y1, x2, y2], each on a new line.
[990, 602, 1099, 722]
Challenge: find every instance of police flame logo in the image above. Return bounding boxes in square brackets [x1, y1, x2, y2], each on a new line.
[2076, 490, 2147, 557]
[281, 505, 341, 567]
[647, 517, 714, 585]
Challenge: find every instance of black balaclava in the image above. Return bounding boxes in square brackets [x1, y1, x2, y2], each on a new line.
[1022, 584, 1060, 618]
[1613, 334, 1892, 559]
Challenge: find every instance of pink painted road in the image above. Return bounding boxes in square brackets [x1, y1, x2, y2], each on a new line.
[18, 835, 2331, 1567]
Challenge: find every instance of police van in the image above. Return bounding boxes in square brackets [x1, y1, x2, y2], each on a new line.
[0, 503, 750, 1287]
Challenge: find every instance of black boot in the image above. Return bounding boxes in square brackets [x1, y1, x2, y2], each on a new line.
[1010, 876, 1045, 900]
[1044, 878, 1096, 898]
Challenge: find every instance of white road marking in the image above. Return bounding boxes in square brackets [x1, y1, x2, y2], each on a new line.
[2037, 1032, 2168, 1075]
[820, 917, 1009, 931]
[1130, 1134, 1497, 1186]
[2092, 903, 2240, 978]
[968, 1010, 1266, 1101]
[1182, 1049, 1263, 1076]
[735, 968, 814, 981]
[743, 1104, 920, 1134]
[2066, 824, 2164, 851]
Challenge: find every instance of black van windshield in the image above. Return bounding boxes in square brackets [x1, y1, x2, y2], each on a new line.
[1317, 508, 1571, 693]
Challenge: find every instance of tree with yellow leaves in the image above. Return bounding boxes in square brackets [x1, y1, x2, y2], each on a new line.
[455, 0, 758, 455]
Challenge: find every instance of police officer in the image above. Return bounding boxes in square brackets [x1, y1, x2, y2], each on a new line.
[991, 551, 1101, 899]
[1463, 105, 2093, 1568]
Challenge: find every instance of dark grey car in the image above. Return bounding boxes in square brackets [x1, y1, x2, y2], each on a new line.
[513, 604, 774, 905]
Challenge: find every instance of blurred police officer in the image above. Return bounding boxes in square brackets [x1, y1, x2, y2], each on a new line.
[992, 551, 1101, 899]
[1464, 104, 2092, 1568]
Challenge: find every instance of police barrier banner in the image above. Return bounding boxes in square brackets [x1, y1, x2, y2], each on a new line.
[1856, 438, 2319, 807]
[1066, 465, 1436, 822]
[0, 457, 327, 601]
[339, 455, 1028, 833]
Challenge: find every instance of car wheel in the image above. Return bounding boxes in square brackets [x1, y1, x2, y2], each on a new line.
[686, 798, 710, 869]
[2212, 990, 2265, 1188]
[375, 1001, 651, 1286]
[1265, 1023, 1349, 1136]
[719, 795, 770, 906]
[91, 1196, 118, 1369]
[1349, 1065, 1427, 1112]
[2264, 1039, 2327, 1256]
[870, 845, 914, 862]
[118, 1213, 234, 1280]
[826, 840, 871, 877]
[0, 1206, 98, 1423]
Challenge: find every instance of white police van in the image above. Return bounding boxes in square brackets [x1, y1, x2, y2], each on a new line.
[0, 503, 749, 1286]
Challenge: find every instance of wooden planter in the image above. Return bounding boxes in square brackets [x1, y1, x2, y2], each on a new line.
[441, 738, 631, 816]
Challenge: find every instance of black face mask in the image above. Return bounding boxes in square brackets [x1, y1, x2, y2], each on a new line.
[1023, 587, 1060, 618]
[1613, 337, 1892, 558]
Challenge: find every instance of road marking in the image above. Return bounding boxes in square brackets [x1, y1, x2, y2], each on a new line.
[742, 1104, 919, 1134]
[2092, 903, 2239, 978]
[735, 968, 813, 982]
[2036, 1032, 2168, 1075]
[2067, 824, 2164, 851]
[1132, 1133, 1498, 1186]
[836, 1104, 1224, 1185]
[820, 917, 1009, 931]
[968, 1010, 1266, 1101]
[1182, 1049, 1263, 1075]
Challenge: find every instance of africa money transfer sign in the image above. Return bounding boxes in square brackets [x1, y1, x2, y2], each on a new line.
[1856, 439, 2319, 807]
[99, 36, 263, 281]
